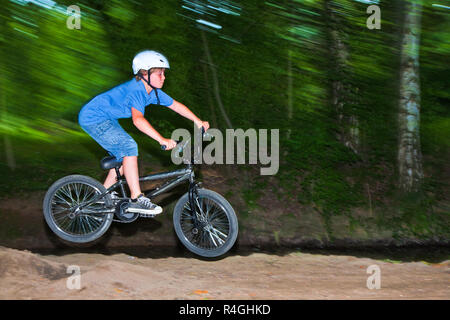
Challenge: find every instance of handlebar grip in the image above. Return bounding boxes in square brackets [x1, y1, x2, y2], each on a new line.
[161, 127, 206, 151]
[161, 140, 180, 150]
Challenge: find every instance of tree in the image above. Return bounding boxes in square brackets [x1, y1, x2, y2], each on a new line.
[397, 0, 424, 193]
[324, 0, 361, 154]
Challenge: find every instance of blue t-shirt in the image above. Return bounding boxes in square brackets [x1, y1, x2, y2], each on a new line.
[78, 79, 174, 126]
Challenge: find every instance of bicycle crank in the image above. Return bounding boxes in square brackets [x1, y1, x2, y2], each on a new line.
[114, 199, 139, 223]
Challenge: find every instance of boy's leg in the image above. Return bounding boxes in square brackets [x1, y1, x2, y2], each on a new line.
[122, 156, 142, 199]
[120, 155, 162, 214]
[83, 120, 143, 199]
[103, 166, 123, 189]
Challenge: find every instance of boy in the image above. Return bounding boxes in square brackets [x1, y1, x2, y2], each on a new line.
[78, 50, 209, 215]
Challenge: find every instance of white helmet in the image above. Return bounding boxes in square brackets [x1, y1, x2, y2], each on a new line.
[132, 50, 170, 75]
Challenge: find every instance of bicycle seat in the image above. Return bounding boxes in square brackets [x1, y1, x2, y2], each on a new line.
[100, 156, 123, 170]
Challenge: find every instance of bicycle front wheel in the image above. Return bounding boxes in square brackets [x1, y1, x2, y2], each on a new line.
[173, 188, 238, 258]
[43, 175, 113, 244]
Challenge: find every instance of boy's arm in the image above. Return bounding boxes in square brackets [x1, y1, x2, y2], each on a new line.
[168, 100, 209, 130]
[131, 107, 176, 149]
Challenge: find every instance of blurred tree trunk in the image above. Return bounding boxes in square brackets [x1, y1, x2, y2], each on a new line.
[0, 1, 16, 170]
[397, 0, 424, 193]
[325, 0, 360, 154]
[201, 60, 218, 129]
[286, 48, 293, 140]
[200, 30, 233, 129]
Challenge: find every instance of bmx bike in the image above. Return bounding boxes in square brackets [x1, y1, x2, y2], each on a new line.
[43, 130, 238, 258]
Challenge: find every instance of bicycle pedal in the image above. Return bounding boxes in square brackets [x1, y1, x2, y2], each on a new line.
[139, 213, 157, 218]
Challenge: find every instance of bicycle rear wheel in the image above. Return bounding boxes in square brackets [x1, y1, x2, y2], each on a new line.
[43, 175, 113, 244]
[173, 188, 238, 258]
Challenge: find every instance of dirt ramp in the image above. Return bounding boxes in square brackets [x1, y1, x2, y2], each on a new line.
[0, 246, 69, 299]
[49, 259, 178, 299]
[0, 246, 67, 281]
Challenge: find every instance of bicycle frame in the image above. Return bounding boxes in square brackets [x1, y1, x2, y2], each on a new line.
[77, 163, 197, 212]
[111, 164, 195, 200]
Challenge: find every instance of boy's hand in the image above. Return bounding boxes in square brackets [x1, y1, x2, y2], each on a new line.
[160, 138, 177, 150]
[196, 120, 210, 132]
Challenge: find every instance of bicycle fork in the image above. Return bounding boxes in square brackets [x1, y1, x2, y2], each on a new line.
[188, 181, 205, 233]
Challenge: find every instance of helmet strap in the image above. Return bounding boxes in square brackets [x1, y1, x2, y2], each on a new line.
[138, 70, 160, 105]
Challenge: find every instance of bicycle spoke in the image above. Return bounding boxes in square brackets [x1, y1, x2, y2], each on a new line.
[208, 230, 218, 247]
[85, 215, 98, 234]
[53, 192, 71, 207]
[211, 226, 228, 240]
[62, 184, 75, 204]
[57, 185, 70, 201]
[207, 206, 223, 223]
[78, 215, 86, 235]
[52, 205, 71, 215]
[66, 217, 76, 234]
[54, 212, 71, 226]
[77, 183, 85, 204]
[195, 198, 207, 219]
[203, 198, 212, 217]
[81, 187, 95, 204]
[210, 228, 225, 246]
[72, 183, 79, 204]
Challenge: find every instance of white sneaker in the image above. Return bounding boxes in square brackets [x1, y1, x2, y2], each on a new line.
[128, 194, 163, 215]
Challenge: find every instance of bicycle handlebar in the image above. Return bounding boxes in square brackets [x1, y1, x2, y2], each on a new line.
[161, 127, 207, 151]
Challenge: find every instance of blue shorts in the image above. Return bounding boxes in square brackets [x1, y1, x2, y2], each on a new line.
[81, 119, 138, 161]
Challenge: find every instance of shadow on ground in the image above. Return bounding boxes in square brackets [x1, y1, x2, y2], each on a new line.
[31, 242, 450, 264]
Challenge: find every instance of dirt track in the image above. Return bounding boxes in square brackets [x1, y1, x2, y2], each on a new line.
[0, 246, 448, 300]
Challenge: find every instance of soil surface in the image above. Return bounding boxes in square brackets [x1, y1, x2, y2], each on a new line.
[0, 245, 448, 300]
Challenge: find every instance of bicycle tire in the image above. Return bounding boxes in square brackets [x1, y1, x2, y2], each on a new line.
[173, 188, 238, 258]
[43, 174, 113, 244]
